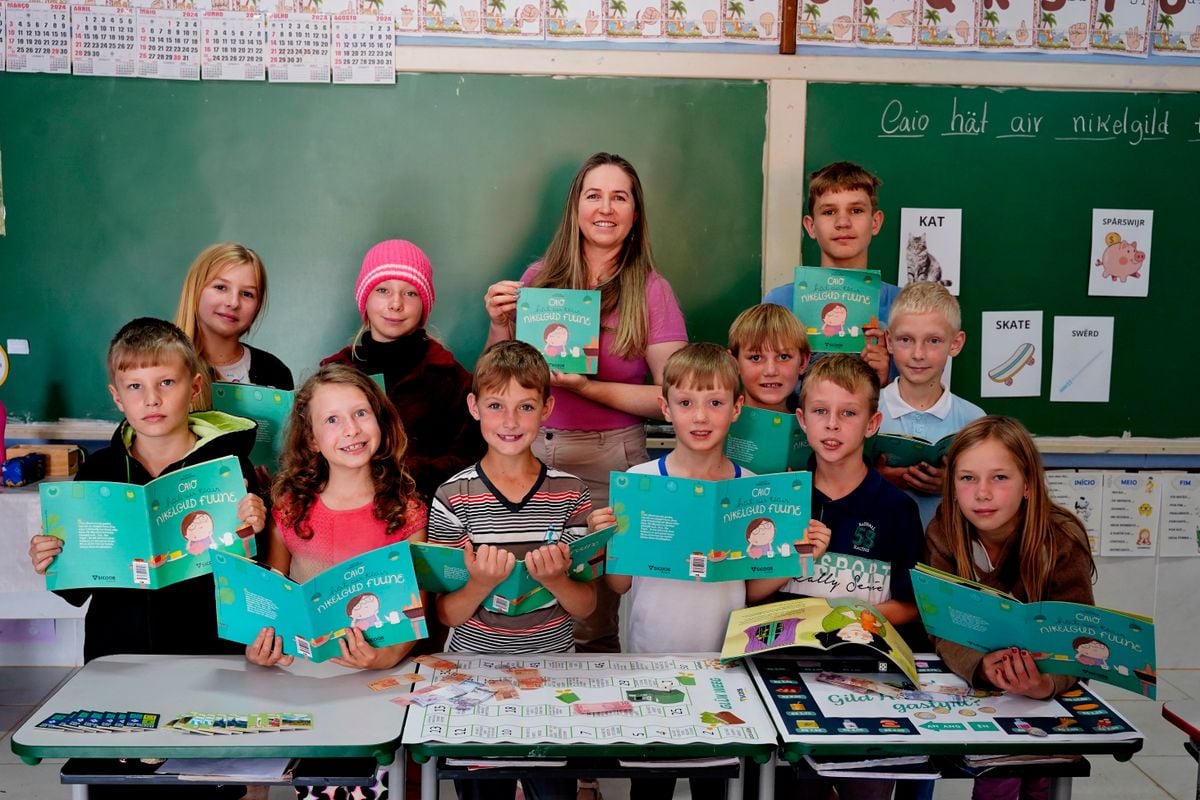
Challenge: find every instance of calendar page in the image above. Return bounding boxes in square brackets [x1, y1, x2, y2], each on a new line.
[5, 2, 70, 74]
[72, 4, 135, 76]
[331, 13, 393, 84]
[1, 4, 7, 71]
[201, 10, 265, 80]
[267, 12, 330, 82]
[136, 7, 200, 80]
[399, 653, 778, 746]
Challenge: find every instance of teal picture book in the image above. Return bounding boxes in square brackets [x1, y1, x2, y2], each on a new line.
[792, 266, 882, 353]
[212, 383, 294, 468]
[515, 287, 601, 374]
[40, 456, 253, 591]
[607, 471, 815, 582]
[866, 431, 956, 469]
[409, 528, 613, 616]
[912, 564, 1158, 698]
[212, 540, 427, 663]
[725, 406, 812, 474]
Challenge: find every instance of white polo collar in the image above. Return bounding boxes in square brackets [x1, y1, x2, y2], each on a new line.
[880, 381, 952, 420]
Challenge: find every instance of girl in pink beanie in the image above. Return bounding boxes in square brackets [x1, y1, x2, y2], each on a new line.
[322, 240, 483, 501]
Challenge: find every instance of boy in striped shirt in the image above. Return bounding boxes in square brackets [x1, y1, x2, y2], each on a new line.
[430, 340, 595, 659]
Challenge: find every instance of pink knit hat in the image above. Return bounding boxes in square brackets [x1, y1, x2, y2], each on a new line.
[354, 240, 436, 327]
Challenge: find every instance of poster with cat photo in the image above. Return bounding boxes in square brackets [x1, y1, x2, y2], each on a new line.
[1088, 209, 1153, 298]
[898, 208, 961, 295]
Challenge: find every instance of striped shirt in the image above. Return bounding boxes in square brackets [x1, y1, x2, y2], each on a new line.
[428, 461, 591, 654]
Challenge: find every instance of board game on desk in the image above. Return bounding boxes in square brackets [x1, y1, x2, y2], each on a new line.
[746, 654, 1142, 759]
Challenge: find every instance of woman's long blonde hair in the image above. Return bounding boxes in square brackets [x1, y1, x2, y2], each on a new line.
[532, 153, 656, 360]
[934, 415, 1094, 602]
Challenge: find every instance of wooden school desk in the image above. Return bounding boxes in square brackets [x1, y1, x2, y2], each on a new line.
[399, 653, 779, 800]
[747, 653, 1144, 800]
[1162, 701, 1200, 800]
[11, 654, 407, 798]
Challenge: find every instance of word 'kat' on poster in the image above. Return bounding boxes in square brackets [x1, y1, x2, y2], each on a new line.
[980, 310, 1042, 398]
[898, 208, 961, 294]
[1050, 316, 1113, 403]
[1088, 209, 1152, 298]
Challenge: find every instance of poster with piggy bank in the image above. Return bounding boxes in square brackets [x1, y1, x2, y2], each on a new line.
[1088, 209, 1153, 298]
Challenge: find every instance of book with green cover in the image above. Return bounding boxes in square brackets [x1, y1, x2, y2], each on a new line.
[725, 406, 812, 474]
[409, 528, 613, 616]
[719, 597, 919, 686]
[866, 431, 956, 469]
[211, 383, 294, 468]
[607, 471, 814, 582]
[515, 288, 601, 374]
[39, 456, 253, 591]
[912, 564, 1158, 697]
[212, 540, 427, 663]
[792, 266, 882, 353]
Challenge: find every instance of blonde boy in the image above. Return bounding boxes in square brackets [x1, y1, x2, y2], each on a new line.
[879, 282, 984, 527]
[728, 304, 811, 412]
[763, 161, 894, 385]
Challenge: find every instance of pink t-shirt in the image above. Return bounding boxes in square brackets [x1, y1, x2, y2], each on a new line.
[274, 495, 428, 583]
[520, 264, 687, 431]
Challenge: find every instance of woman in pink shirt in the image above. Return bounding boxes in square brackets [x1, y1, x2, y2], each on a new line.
[483, 152, 688, 656]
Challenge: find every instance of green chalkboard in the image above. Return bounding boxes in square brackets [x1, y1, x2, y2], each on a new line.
[804, 82, 1199, 438]
[0, 74, 765, 421]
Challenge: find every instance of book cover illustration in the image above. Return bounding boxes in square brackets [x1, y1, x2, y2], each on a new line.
[912, 564, 1157, 697]
[865, 430, 955, 469]
[796, 0, 856, 45]
[213, 540, 427, 662]
[40, 456, 252, 591]
[792, 266, 882, 353]
[977, 0, 1035, 47]
[514, 288, 601, 374]
[720, 596, 919, 685]
[211, 382, 293, 468]
[607, 470, 814, 582]
[410, 528, 613, 616]
[724, 405, 812, 474]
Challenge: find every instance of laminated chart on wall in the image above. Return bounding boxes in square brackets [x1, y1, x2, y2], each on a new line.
[1046, 471, 1105, 555]
[1101, 472, 1161, 556]
[1159, 473, 1200, 558]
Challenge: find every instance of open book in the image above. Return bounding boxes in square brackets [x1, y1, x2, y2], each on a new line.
[912, 564, 1157, 697]
[719, 597, 919, 686]
[724, 406, 812, 474]
[410, 529, 612, 616]
[211, 383, 293, 468]
[40, 456, 252, 590]
[212, 540, 426, 662]
[514, 288, 601, 374]
[608, 471, 814, 582]
[866, 431, 956, 468]
[792, 266, 882, 354]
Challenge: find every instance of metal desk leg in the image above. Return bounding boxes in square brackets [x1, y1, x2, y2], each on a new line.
[421, 756, 437, 800]
[727, 757, 745, 800]
[390, 748, 405, 800]
[70, 784, 87, 800]
[756, 757, 775, 800]
[1048, 776, 1073, 800]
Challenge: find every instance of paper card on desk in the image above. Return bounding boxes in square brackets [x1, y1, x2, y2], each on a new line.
[411, 528, 612, 616]
[136, 8, 202, 80]
[72, 5, 136, 77]
[796, 0, 856, 46]
[1100, 471, 1160, 557]
[5, 3, 70, 73]
[40, 456, 251, 591]
[212, 383, 294, 467]
[1035, 0, 1091, 51]
[515, 288, 600, 374]
[724, 406, 811, 474]
[607, 471, 812, 582]
[980, 310, 1042, 398]
[267, 13, 331, 83]
[720, 597, 918, 685]
[331, 14, 394, 83]
[911, 564, 1158, 697]
[792, 267, 881, 353]
[898, 209, 961, 292]
[213, 540, 427, 663]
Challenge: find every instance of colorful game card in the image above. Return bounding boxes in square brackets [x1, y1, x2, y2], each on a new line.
[211, 382, 294, 467]
[267, 13, 332, 82]
[977, 0, 1036, 48]
[912, 564, 1157, 697]
[795, 0, 855, 44]
[5, 2, 70, 74]
[1101, 472, 1161, 557]
[515, 288, 601, 375]
[331, 13, 394, 83]
[213, 540, 426, 662]
[1090, 0, 1153, 54]
[1049, 316, 1113, 403]
[607, 470, 813, 582]
[411, 528, 613, 616]
[1036, 0, 1093, 51]
[898, 208, 961, 294]
[915, 0, 977, 47]
[72, 5, 136, 77]
[979, 310, 1042, 398]
[856, 0, 918, 46]
[137, 8, 202, 80]
[792, 266, 882, 354]
[40, 456, 252, 591]
[605, 0, 663, 39]
[1152, 0, 1200, 55]
[1088, 209, 1153, 298]
[724, 405, 812, 474]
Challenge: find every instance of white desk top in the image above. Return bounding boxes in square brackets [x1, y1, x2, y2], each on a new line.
[12, 654, 408, 762]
